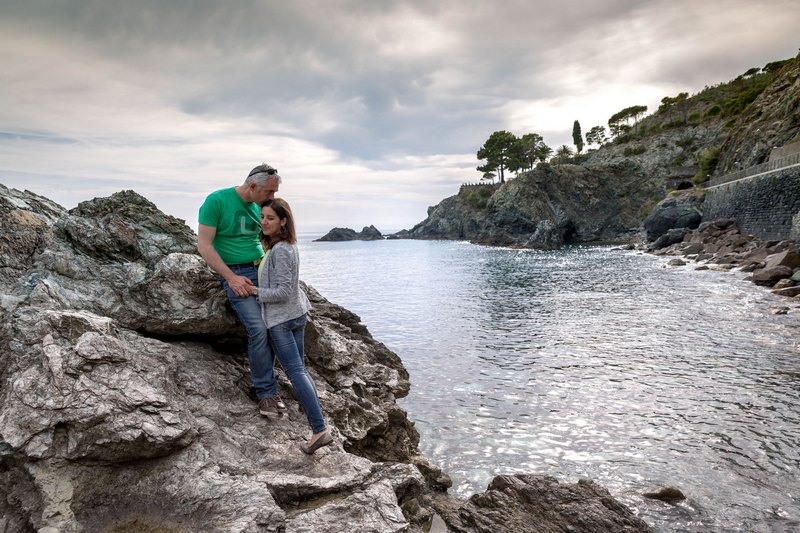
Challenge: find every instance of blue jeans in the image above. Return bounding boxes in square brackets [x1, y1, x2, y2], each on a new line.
[269, 314, 326, 434]
[221, 265, 275, 400]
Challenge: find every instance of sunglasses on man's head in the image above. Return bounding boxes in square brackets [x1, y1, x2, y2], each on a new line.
[249, 167, 278, 177]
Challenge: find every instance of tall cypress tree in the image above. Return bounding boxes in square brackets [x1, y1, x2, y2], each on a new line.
[572, 120, 584, 153]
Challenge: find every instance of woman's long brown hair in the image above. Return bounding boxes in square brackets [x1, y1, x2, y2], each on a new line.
[259, 198, 297, 249]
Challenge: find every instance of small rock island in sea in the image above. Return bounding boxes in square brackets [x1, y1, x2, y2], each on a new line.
[314, 224, 383, 241]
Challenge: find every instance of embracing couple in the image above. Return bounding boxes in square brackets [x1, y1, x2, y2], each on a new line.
[197, 163, 332, 455]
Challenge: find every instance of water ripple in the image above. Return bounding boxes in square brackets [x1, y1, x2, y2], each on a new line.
[299, 237, 800, 532]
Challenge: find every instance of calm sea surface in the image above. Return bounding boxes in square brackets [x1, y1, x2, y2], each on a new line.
[298, 235, 800, 532]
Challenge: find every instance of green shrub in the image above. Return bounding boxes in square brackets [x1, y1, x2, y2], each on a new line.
[475, 186, 493, 199]
[623, 145, 647, 156]
[662, 119, 686, 130]
[688, 112, 702, 123]
[721, 82, 769, 116]
[459, 185, 496, 210]
[692, 147, 721, 184]
[705, 104, 722, 117]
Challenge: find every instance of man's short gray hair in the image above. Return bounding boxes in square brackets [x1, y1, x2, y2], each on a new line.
[245, 163, 282, 186]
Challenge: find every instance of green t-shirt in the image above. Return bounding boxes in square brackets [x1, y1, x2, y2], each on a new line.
[198, 187, 265, 265]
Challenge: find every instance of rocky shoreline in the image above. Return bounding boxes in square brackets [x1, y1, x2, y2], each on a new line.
[0, 184, 653, 532]
[643, 217, 800, 304]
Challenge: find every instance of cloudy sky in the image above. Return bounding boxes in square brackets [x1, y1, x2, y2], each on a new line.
[1, 1, 798, 233]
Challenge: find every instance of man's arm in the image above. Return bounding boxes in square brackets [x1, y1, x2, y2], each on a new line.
[197, 223, 253, 297]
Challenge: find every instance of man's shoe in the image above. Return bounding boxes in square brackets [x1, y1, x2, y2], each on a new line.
[258, 397, 282, 417]
[300, 431, 333, 455]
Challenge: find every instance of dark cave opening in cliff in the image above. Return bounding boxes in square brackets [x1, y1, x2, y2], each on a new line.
[562, 221, 578, 243]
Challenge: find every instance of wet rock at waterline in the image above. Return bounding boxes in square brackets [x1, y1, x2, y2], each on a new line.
[643, 486, 687, 504]
[438, 475, 654, 533]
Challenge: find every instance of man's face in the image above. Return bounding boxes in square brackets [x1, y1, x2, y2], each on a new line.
[253, 178, 279, 203]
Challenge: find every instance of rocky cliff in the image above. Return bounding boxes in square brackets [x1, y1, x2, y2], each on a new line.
[408, 161, 659, 248]
[0, 184, 652, 532]
[716, 56, 800, 172]
[407, 55, 800, 249]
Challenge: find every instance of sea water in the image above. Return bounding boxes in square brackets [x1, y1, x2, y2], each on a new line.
[298, 236, 800, 532]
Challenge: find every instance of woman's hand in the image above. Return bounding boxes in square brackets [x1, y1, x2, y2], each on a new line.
[249, 285, 259, 296]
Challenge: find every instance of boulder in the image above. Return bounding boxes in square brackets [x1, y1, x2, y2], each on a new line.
[643, 194, 703, 242]
[763, 250, 800, 271]
[741, 247, 772, 266]
[679, 243, 705, 255]
[642, 486, 687, 503]
[649, 227, 689, 250]
[752, 266, 794, 287]
[439, 474, 653, 533]
[773, 286, 800, 297]
[773, 279, 797, 290]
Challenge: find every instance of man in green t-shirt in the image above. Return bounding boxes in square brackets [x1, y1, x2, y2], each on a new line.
[198, 163, 285, 413]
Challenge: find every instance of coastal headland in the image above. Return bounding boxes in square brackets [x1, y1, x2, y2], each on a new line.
[400, 55, 800, 252]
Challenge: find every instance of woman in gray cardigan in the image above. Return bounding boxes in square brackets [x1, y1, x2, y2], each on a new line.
[248, 198, 332, 454]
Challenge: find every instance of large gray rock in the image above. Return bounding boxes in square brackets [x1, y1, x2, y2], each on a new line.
[648, 227, 690, 251]
[763, 249, 800, 270]
[643, 193, 704, 242]
[0, 183, 650, 532]
[438, 474, 653, 533]
[752, 265, 794, 287]
[0, 185, 438, 532]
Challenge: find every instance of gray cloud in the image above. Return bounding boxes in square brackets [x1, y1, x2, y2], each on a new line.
[1, 0, 798, 230]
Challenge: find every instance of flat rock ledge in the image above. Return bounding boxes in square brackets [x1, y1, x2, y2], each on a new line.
[0, 183, 651, 532]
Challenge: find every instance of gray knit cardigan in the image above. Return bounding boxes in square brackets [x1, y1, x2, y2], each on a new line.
[256, 241, 311, 328]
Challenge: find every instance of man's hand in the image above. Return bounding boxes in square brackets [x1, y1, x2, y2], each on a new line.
[227, 275, 255, 297]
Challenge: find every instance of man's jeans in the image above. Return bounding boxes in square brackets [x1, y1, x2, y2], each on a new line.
[221, 264, 275, 400]
[269, 314, 326, 434]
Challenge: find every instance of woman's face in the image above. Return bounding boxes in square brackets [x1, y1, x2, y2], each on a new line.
[261, 205, 284, 238]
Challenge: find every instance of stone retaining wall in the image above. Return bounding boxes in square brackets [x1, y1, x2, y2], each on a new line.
[703, 166, 800, 240]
